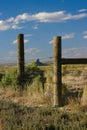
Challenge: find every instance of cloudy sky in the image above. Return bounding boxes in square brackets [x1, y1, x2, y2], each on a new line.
[0, 0, 87, 63]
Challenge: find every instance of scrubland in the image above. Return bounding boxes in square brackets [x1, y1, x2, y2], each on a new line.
[0, 64, 87, 130]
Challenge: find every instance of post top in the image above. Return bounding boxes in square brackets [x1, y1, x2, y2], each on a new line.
[54, 36, 61, 39]
[53, 36, 61, 44]
[18, 34, 24, 36]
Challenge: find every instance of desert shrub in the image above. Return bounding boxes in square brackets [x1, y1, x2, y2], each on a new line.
[73, 69, 81, 76]
[1, 69, 18, 88]
[25, 61, 46, 86]
[28, 75, 44, 93]
[62, 65, 68, 75]
[0, 72, 4, 81]
[0, 61, 46, 89]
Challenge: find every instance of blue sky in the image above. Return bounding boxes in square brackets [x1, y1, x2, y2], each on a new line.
[0, 0, 87, 63]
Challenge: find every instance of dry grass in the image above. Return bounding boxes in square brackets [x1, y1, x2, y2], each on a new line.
[0, 98, 87, 130]
[62, 65, 87, 90]
[0, 87, 52, 107]
[0, 65, 87, 129]
[0, 64, 87, 107]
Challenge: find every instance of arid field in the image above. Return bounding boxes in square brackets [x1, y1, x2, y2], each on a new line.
[0, 64, 87, 130]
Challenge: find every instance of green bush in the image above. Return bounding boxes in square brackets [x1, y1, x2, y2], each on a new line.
[28, 75, 43, 93]
[0, 72, 4, 81]
[1, 69, 18, 88]
[62, 65, 68, 75]
[0, 61, 46, 89]
[73, 69, 81, 76]
[25, 61, 46, 85]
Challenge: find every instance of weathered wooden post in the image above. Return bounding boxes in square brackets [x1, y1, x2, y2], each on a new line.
[53, 36, 62, 107]
[17, 34, 25, 91]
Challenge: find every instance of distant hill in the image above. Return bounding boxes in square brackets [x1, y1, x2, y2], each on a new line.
[0, 59, 53, 67]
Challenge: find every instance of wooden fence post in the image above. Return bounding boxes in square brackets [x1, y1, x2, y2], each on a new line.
[53, 36, 62, 107]
[17, 34, 25, 91]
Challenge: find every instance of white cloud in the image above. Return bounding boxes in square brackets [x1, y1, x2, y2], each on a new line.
[33, 11, 68, 22]
[12, 39, 17, 44]
[0, 10, 87, 31]
[12, 25, 23, 29]
[78, 9, 87, 13]
[24, 39, 29, 43]
[63, 47, 87, 58]
[83, 31, 87, 39]
[0, 20, 10, 31]
[25, 48, 40, 54]
[49, 39, 54, 44]
[69, 13, 87, 20]
[83, 35, 87, 39]
[49, 33, 75, 44]
[6, 17, 14, 22]
[14, 13, 32, 24]
[25, 34, 32, 37]
[0, 24, 9, 31]
[12, 39, 29, 44]
[33, 11, 87, 22]
[62, 33, 75, 39]
[0, 51, 17, 64]
[32, 25, 38, 30]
